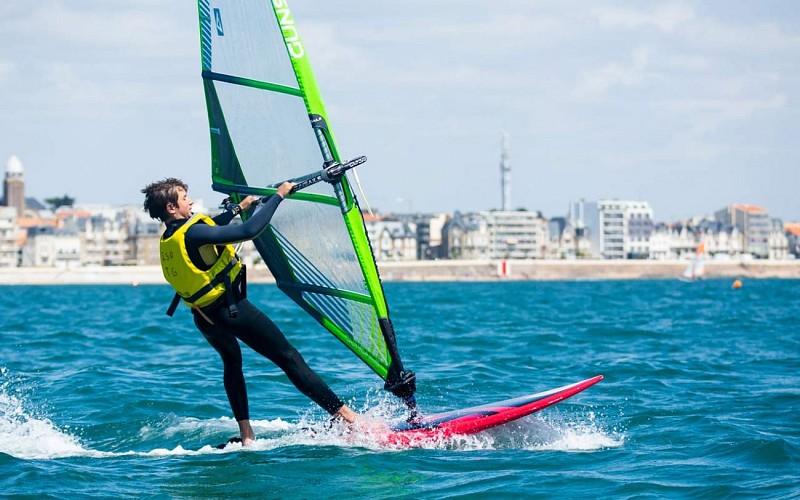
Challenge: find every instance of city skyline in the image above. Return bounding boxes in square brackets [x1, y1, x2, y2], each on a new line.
[2, 153, 795, 227]
[1, 1, 799, 221]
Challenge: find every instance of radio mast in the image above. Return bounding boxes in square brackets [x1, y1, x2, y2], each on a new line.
[500, 132, 511, 211]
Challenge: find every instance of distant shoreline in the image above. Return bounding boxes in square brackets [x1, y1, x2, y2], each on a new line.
[1, 260, 798, 285]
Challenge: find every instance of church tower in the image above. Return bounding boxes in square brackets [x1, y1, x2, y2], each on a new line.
[4, 155, 25, 216]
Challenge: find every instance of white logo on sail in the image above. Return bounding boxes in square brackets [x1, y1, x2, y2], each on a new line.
[273, 1, 304, 58]
[213, 8, 224, 36]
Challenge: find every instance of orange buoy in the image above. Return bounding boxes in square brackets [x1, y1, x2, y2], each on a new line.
[732, 279, 742, 289]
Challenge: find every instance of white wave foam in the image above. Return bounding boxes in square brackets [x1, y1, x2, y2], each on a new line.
[198, 402, 626, 454]
[1, 372, 622, 459]
[0, 383, 96, 459]
[521, 411, 626, 452]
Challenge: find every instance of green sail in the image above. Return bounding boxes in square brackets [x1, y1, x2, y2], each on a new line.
[196, 0, 414, 401]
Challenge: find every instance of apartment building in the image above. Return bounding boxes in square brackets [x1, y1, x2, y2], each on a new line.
[0, 207, 19, 267]
[714, 204, 771, 258]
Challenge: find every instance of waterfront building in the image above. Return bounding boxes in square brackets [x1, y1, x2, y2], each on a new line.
[649, 222, 704, 260]
[575, 200, 654, 259]
[714, 204, 770, 258]
[566, 201, 593, 259]
[483, 210, 548, 259]
[768, 219, 788, 260]
[570, 200, 594, 256]
[707, 224, 744, 258]
[21, 224, 81, 268]
[442, 212, 489, 260]
[442, 210, 547, 260]
[126, 215, 163, 266]
[411, 213, 449, 260]
[364, 217, 417, 261]
[604, 200, 654, 259]
[78, 214, 129, 266]
[548, 217, 567, 259]
[785, 223, 800, 258]
[0, 207, 19, 267]
[648, 223, 673, 260]
[651, 219, 750, 261]
[547, 216, 581, 259]
[673, 223, 703, 259]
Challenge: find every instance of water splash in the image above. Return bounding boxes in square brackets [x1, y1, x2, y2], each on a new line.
[2, 366, 619, 459]
[520, 411, 625, 452]
[0, 369, 93, 459]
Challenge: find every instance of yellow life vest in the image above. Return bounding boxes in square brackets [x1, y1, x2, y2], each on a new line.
[160, 213, 242, 309]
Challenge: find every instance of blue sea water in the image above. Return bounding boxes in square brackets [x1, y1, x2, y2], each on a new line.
[1, 279, 798, 498]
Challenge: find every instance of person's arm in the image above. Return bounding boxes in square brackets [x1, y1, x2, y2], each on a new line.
[185, 183, 294, 246]
[211, 210, 236, 226]
[186, 195, 283, 246]
[211, 196, 259, 226]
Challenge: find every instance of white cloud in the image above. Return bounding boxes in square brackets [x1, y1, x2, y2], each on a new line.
[303, 19, 519, 92]
[300, 21, 372, 75]
[596, 2, 800, 51]
[656, 93, 788, 133]
[572, 46, 651, 99]
[597, 2, 695, 33]
[665, 54, 711, 72]
[9, 2, 194, 60]
[34, 61, 196, 116]
[0, 61, 14, 83]
[41, 63, 135, 112]
[429, 13, 570, 49]
[685, 20, 800, 51]
[0, 3, 200, 119]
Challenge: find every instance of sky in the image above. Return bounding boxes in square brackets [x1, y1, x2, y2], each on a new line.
[1, 1, 798, 222]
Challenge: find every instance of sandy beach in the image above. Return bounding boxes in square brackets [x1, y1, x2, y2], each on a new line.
[1, 259, 798, 285]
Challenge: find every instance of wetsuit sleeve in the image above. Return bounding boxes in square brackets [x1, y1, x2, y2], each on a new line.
[185, 195, 283, 246]
[212, 211, 236, 226]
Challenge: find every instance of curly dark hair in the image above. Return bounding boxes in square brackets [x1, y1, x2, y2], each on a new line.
[141, 178, 188, 222]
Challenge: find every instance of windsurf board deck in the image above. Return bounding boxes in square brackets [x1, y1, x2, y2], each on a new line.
[382, 375, 603, 447]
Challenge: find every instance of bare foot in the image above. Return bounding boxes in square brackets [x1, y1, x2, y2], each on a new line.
[332, 405, 388, 435]
[333, 404, 359, 424]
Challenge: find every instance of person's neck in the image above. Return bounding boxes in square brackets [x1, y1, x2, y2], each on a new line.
[166, 216, 189, 225]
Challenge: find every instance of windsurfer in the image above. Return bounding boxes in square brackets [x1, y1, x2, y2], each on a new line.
[142, 177, 359, 445]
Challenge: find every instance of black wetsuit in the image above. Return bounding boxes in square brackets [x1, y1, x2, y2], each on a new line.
[163, 196, 344, 421]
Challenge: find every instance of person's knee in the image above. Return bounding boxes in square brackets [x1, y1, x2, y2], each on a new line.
[278, 347, 304, 371]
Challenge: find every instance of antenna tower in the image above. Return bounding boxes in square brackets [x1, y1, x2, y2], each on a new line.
[500, 132, 511, 211]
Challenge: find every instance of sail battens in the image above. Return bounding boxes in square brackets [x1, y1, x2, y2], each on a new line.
[278, 281, 374, 306]
[273, 229, 340, 287]
[202, 70, 303, 97]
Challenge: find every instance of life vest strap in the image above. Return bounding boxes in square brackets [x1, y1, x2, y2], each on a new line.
[241, 264, 247, 298]
[184, 256, 239, 304]
[166, 293, 181, 317]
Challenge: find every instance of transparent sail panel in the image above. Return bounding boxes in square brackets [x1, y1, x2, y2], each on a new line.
[203, 0, 297, 88]
[216, 83, 328, 194]
[271, 213, 367, 296]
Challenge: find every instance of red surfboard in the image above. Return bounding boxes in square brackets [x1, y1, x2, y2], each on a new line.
[382, 375, 603, 447]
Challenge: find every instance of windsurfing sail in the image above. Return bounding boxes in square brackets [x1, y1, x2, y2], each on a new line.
[681, 241, 706, 281]
[196, 0, 416, 410]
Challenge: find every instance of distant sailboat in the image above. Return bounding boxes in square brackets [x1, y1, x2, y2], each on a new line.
[680, 242, 706, 281]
